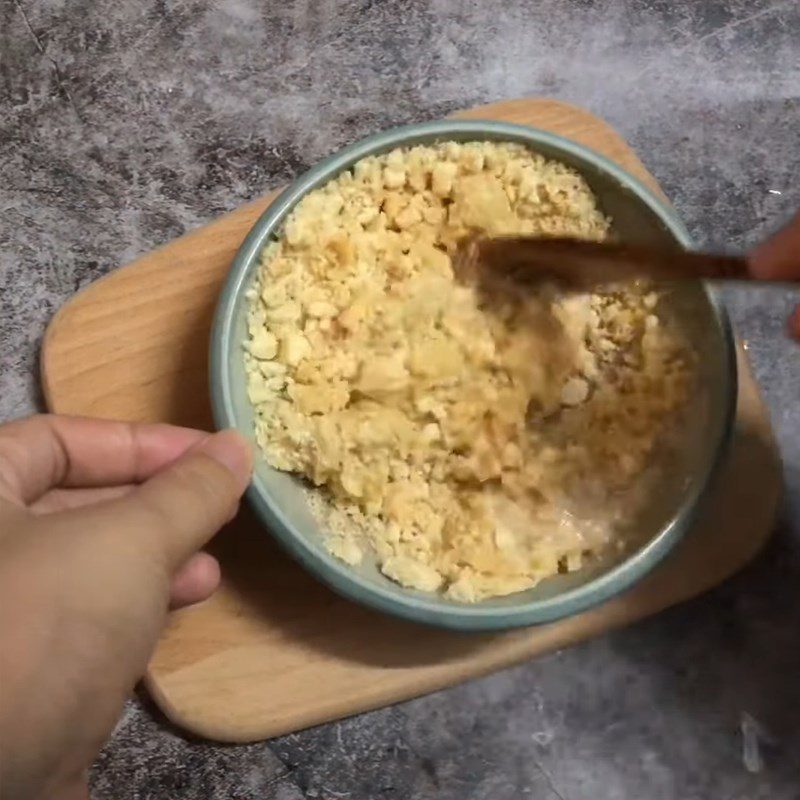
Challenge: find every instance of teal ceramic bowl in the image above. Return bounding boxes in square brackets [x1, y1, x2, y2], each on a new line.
[210, 120, 736, 631]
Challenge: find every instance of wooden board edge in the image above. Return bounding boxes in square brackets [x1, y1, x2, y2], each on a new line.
[39, 194, 272, 414]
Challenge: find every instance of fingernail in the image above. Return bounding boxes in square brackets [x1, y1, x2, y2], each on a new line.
[199, 429, 253, 484]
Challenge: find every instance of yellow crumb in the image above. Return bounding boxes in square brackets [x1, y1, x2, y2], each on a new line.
[244, 140, 693, 601]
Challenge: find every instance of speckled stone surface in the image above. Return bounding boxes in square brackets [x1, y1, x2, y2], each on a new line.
[2, 0, 800, 797]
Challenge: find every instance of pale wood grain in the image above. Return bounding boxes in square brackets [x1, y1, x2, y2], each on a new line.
[41, 98, 780, 743]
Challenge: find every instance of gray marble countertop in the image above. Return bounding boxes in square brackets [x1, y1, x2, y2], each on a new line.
[3, 1, 800, 797]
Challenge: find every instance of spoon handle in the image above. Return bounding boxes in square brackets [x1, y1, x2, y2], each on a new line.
[471, 237, 753, 290]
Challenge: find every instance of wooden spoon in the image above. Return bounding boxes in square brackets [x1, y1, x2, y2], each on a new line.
[454, 236, 751, 292]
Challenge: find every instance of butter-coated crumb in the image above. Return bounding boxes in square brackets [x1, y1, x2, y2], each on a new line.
[244, 140, 693, 601]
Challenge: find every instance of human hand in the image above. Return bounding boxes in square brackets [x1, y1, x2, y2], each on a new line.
[0, 415, 251, 800]
[749, 210, 800, 336]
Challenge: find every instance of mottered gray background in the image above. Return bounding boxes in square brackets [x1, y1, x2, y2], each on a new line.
[2, 0, 799, 797]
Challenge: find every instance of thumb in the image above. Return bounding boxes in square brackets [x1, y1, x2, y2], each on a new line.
[77, 429, 252, 571]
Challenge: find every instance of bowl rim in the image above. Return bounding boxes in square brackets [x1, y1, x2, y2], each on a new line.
[210, 118, 737, 631]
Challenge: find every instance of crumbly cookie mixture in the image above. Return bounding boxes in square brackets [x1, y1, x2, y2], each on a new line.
[244, 140, 693, 602]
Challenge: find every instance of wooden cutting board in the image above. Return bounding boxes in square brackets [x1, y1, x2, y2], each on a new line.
[41, 98, 781, 744]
